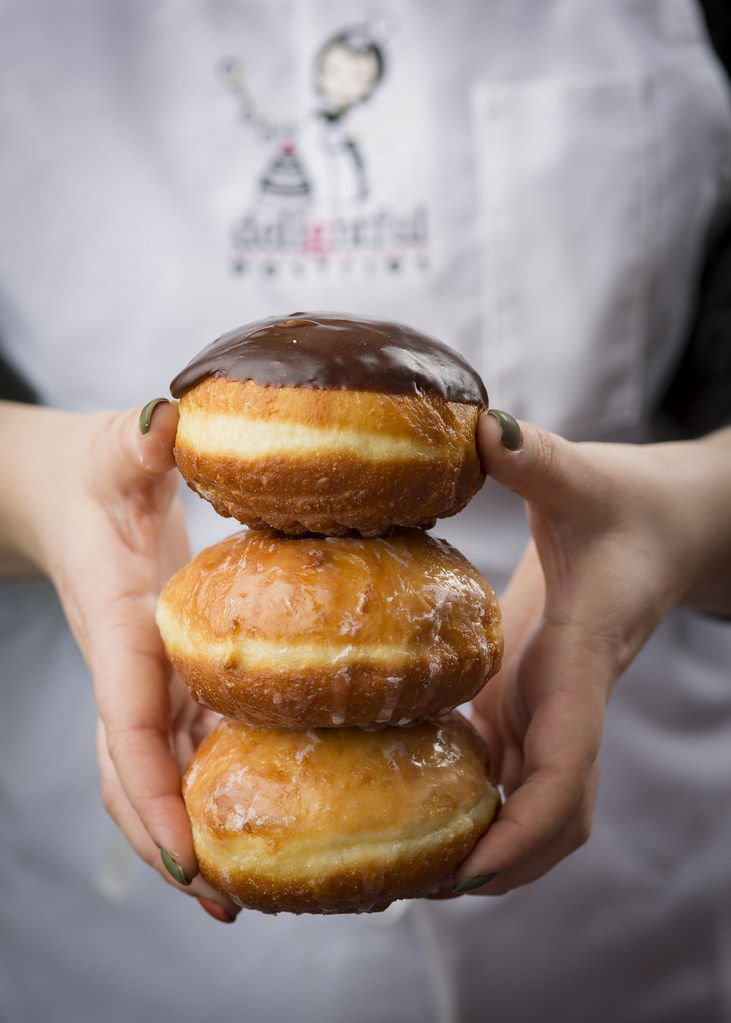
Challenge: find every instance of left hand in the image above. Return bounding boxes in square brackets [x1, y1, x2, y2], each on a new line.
[450, 413, 731, 896]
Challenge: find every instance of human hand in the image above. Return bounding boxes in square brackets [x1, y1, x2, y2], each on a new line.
[451, 413, 731, 896]
[0, 399, 238, 922]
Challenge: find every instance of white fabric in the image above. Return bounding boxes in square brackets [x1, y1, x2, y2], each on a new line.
[1, 1, 731, 1021]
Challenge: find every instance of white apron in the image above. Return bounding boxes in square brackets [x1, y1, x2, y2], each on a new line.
[1, 2, 730, 1021]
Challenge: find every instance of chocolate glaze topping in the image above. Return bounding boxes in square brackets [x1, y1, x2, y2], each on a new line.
[170, 312, 488, 405]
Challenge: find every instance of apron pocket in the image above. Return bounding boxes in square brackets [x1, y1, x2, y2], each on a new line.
[472, 74, 651, 435]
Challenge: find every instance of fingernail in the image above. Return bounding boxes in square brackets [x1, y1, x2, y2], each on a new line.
[139, 397, 170, 435]
[197, 896, 238, 924]
[160, 848, 192, 886]
[487, 409, 522, 451]
[452, 872, 499, 894]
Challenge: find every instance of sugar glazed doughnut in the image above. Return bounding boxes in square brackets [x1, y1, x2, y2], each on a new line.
[156, 528, 503, 729]
[170, 312, 489, 537]
[182, 713, 501, 914]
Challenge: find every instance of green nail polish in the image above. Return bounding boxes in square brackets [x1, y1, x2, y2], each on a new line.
[139, 397, 170, 435]
[487, 409, 522, 451]
[452, 872, 499, 894]
[161, 848, 191, 886]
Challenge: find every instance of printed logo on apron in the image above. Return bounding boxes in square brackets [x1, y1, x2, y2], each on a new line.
[218, 20, 431, 280]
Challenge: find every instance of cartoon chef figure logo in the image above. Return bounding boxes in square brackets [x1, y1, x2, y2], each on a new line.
[221, 22, 430, 278]
[313, 25, 384, 202]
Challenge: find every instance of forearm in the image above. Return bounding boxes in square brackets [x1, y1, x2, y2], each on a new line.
[0, 400, 86, 579]
[659, 424, 731, 618]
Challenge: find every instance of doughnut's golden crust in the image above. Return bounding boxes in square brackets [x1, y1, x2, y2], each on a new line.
[156, 529, 503, 729]
[173, 377, 486, 536]
[183, 713, 500, 914]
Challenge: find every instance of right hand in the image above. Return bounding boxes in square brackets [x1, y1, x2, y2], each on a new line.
[0, 398, 239, 922]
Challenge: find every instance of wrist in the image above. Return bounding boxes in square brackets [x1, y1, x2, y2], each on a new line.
[0, 402, 87, 580]
[655, 427, 731, 617]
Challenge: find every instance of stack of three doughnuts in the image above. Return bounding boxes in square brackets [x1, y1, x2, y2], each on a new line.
[156, 313, 504, 914]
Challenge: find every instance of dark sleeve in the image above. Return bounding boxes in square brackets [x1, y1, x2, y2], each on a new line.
[656, 1, 731, 437]
[0, 348, 39, 404]
[696, 0, 731, 77]
[658, 220, 731, 435]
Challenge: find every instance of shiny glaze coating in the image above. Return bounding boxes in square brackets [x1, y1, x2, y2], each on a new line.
[170, 312, 488, 404]
[156, 528, 503, 728]
[182, 712, 500, 914]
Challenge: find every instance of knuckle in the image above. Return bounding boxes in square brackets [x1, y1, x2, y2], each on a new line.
[530, 426, 563, 488]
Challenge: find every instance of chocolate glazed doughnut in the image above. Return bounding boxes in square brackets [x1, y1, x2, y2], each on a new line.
[170, 313, 489, 537]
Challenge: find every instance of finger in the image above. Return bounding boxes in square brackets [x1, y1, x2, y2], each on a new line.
[89, 596, 201, 883]
[458, 620, 608, 883]
[497, 540, 545, 676]
[459, 716, 596, 879]
[81, 401, 194, 881]
[453, 759, 593, 891]
[96, 718, 188, 884]
[169, 686, 220, 774]
[471, 540, 544, 723]
[91, 401, 179, 505]
[456, 756, 600, 897]
[470, 540, 545, 789]
[96, 721, 240, 920]
[134, 398, 179, 476]
[157, 496, 191, 587]
[477, 412, 599, 521]
[477, 412, 639, 641]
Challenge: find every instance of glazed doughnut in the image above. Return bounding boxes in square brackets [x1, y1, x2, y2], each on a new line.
[155, 527, 503, 729]
[182, 712, 500, 914]
[170, 312, 488, 537]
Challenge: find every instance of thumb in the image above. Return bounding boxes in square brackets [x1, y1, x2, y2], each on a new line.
[133, 397, 179, 476]
[477, 410, 592, 519]
[92, 399, 179, 498]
